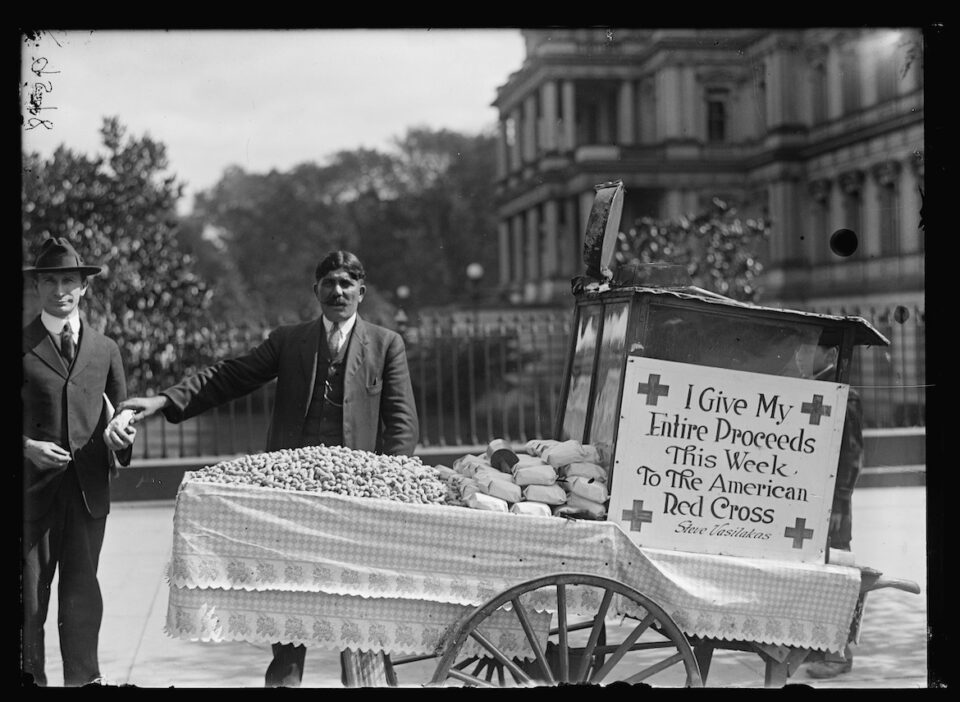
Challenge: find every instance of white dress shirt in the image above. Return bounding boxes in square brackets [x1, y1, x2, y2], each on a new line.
[41, 309, 80, 353]
[323, 313, 356, 355]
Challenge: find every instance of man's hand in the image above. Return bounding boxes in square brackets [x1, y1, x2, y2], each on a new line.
[23, 439, 71, 470]
[829, 511, 843, 535]
[104, 409, 138, 451]
[117, 395, 170, 423]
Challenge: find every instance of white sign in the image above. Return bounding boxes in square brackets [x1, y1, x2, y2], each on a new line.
[608, 358, 848, 563]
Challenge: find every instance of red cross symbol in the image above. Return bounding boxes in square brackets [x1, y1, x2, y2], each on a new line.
[621, 500, 654, 532]
[783, 517, 815, 549]
[800, 394, 832, 425]
[637, 373, 670, 406]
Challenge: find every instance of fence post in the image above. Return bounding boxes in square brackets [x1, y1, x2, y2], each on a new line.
[467, 317, 479, 446]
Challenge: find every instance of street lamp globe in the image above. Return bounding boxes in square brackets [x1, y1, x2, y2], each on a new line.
[466, 263, 484, 282]
[396, 284, 411, 302]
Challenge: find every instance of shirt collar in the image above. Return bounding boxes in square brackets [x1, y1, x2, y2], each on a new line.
[41, 310, 80, 338]
[323, 313, 357, 338]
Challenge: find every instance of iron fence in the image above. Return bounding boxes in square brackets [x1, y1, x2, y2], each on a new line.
[129, 304, 925, 460]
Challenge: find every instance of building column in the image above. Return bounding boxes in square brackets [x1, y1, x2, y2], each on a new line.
[540, 80, 559, 152]
[861, 174, 880, 259]
[618, 79, 635, 145]
[498, 220, 511, 287]
[523, 94, 538, 164]
[511, 214, 525, 285]
[561, 80, 576, 152]
[542, 199, 560, 279]
[496, 120, 509, 179]
[509, 107, 522, 172]
[525, 207, 541, 281]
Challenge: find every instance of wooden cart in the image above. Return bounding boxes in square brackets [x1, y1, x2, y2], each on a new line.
[164, 180, 921, 688]
[165, 475, 916, 688]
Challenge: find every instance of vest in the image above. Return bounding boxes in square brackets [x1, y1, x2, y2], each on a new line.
[300, 329, 351, 447]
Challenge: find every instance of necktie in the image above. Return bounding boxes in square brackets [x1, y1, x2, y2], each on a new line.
[328, 323, 342, 357]
[60, 322, 76, 365]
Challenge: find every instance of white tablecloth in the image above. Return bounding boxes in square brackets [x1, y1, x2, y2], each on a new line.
[166, 477, 861, 656]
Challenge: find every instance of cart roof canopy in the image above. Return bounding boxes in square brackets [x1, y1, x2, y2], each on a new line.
[578, 284, 890, 347]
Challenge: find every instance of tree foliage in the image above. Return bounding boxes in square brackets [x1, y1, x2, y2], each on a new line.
[190, 126, 500, 328]
[614, 198, 770, 301]
[22, 117, 240, 393]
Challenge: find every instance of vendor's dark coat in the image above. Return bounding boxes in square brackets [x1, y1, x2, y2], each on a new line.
[160, 317, 418, 456]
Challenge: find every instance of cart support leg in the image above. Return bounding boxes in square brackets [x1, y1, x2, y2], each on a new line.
[764, 660, 788, 688]
[692, 641, 714, 684]
[762, 648, 809, 688]
[341, 649, 397, 687]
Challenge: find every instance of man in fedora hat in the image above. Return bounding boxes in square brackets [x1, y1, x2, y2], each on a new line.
[22, 237, 137, 686]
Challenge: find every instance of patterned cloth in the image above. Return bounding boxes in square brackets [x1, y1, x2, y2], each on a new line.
[166, 477, 861, 655]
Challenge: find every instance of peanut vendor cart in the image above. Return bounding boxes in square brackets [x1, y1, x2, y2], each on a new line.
[163, 181, 920, 687]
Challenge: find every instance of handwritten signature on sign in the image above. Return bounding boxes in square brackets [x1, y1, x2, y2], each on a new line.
[24, 56, 59, 131]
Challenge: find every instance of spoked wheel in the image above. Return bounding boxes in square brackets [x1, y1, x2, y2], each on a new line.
[430, 573, 702, 688]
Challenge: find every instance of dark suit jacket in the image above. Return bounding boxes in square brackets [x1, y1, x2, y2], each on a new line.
[161, 317, 419, 456]
[22, 316, 131, 520]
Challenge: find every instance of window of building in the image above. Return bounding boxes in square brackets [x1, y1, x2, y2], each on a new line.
[752, 62, 767, 131]
[840, 46, 861, 114]
[706, 88, 729, 142]
[874, 161, 902, 257]
[876, 50, 898, 103]
[810, 59, 829, 124]
[838, 170, 864, 248]
[843, 191, 862, 237]
[877, 181, 899, 256]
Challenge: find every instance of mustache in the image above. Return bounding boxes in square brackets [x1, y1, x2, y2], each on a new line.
[325, 297, 347, 305]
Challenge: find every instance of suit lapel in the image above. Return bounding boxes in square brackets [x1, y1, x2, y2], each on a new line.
[69, 319, 98, 378]
[300, 318, 325, 417]
[344, 317, 367, 387]
[23, 317, 69, 378]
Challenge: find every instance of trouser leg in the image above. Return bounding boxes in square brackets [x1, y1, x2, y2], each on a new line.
[22, 508, 61, 687]
[57, 469, 106, 687]
[265, 643, 306, 687]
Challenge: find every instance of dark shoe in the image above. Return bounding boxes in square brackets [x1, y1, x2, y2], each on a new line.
[806, 658, 853, 679]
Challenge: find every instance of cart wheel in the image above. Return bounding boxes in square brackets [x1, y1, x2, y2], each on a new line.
[430, 572, 702, 687]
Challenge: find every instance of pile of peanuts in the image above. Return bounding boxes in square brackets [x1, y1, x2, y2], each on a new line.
[191, 444, 449, 505]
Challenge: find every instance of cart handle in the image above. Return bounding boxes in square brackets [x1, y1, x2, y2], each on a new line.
[858, 567, 921, 595]
[862, 577, 921, 595]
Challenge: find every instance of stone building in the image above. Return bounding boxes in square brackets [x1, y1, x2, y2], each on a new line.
[491, 28, 924, 315]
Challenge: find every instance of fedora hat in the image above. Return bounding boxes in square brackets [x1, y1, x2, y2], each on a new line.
[24, 237, 103, 277]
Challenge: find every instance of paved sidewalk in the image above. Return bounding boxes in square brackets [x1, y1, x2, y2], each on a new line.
[33, 485, 929, 688]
